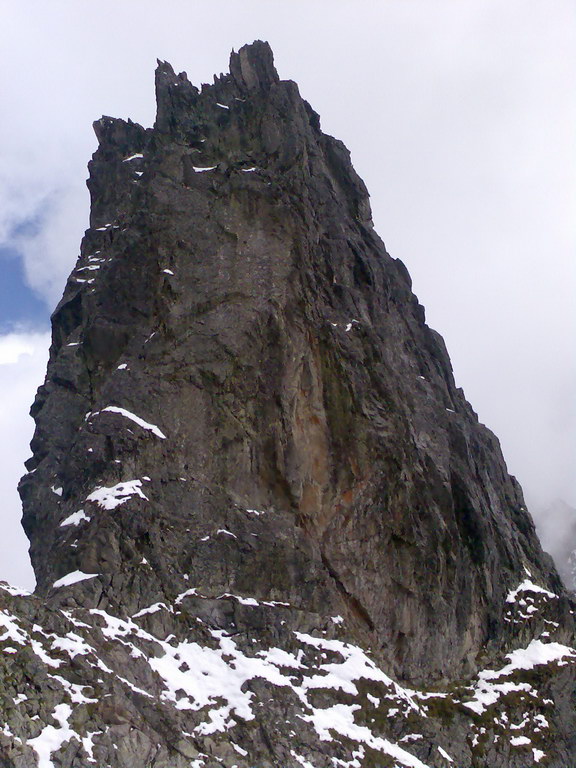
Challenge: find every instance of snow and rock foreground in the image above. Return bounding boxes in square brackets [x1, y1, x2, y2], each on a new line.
[1, 574, 574, 767]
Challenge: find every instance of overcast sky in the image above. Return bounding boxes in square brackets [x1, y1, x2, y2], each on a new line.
[1, 0, 574, 589]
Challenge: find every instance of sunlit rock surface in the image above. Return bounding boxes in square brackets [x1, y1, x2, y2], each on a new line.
[2, 42, 575, 767]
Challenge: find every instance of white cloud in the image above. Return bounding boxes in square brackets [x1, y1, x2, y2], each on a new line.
[15, 182, 89, 307]
[0, 334, 38, 365]
[0, 331, 50, 589]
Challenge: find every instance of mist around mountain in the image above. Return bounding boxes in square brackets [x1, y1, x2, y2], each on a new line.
[534, 499, 576, 592]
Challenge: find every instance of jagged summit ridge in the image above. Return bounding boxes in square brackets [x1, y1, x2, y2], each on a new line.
[229, 40, 280, 92]
[155, 39, 279, 98]
[1, 41, 574, 768]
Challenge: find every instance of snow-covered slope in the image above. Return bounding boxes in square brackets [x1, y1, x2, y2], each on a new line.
[1, 572, 575, 767]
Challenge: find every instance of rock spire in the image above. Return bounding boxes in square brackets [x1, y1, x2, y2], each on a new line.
[0, 41, 574, 768]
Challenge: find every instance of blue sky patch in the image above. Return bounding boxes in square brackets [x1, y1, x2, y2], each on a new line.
[0, 247, 50, 332]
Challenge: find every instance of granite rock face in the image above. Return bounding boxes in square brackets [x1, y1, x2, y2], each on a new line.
[1, 42, 575, 767]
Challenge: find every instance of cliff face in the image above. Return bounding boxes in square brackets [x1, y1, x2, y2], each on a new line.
[1, 42, 575, 768]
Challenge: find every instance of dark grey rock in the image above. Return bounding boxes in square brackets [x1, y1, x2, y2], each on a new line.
[0, 41, 574, 768]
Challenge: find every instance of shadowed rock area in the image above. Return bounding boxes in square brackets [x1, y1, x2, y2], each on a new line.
[1, 41, 575, 767]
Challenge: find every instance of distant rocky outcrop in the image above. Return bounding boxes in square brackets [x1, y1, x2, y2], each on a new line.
[536, 499, 576, 592]
[1, 41, 574, 768]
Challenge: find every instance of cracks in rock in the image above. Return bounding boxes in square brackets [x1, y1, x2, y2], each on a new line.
[320, 551, 374, 633]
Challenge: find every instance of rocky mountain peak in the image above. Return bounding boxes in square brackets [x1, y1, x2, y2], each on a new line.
[229, 40, 279, 92]
[2, 42, 575, 768]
